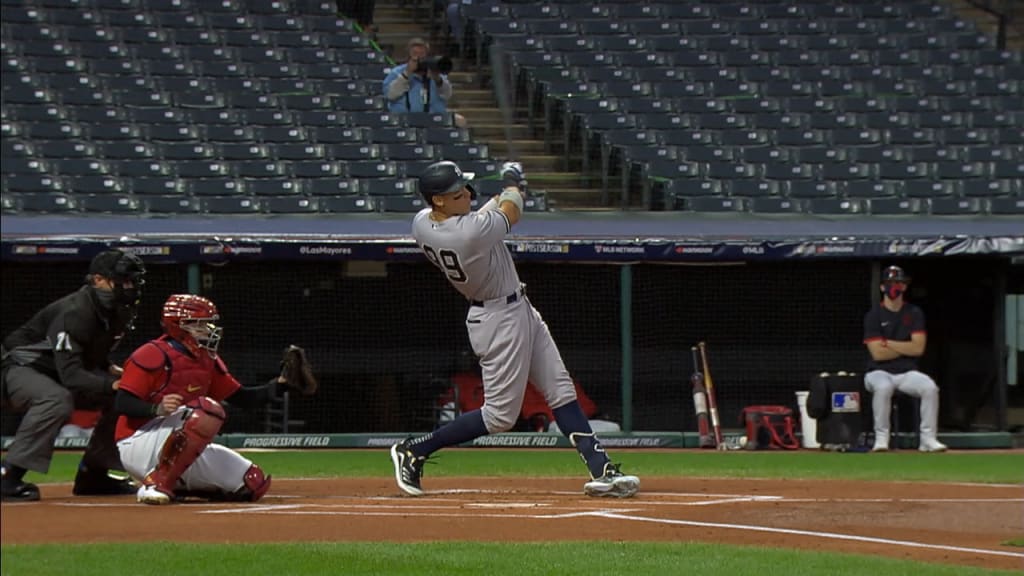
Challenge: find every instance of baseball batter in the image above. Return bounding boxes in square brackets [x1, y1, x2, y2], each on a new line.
[862, 265, 947, 453]
[114, 294, 272, 504]
[390, 160, 640, 498]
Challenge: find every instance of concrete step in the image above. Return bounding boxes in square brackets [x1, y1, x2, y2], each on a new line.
[521, 171, 601, 188]
[454, 107, 512, 125]
[480, 139, 554, 156]
[468, 123, 537, 141]
[542, 188, 608, 210]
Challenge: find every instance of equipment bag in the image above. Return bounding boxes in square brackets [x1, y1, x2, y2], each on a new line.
[740, 405, 800, 450]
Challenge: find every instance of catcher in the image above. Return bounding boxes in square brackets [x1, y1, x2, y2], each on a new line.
[113, 294, 317, 505]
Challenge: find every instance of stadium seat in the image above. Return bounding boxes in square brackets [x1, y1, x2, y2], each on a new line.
[805, 198, 867, 215]
[304, 178, 361, 196]
[929, 197, 986, 215]
[748, 197, 804, 214]
[290, 161, 343, 178]
[869, 197, 925, 215]
[319, 195, 376, 213]
[130, 177, 183, 195]
[17, 192, 78, 213]
[80, 194, 140, 214]
[245, 179, 303, 196]
[989, 197, 1024, 215]
[380, 195, 428, 213]
[201, 196, 262, 214]
[263, 196, 319, 214]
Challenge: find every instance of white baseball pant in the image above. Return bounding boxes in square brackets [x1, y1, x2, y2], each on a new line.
[117, 407, 254, 493]
[863, 370, 941, 445]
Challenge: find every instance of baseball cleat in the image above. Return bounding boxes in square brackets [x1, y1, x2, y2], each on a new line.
[918, 439, 948, 453]
[136, 484, 173, 505]
[870, 442, 890, 453]
[0, 481, 41, 502]
[584, 463, 640, 498]
[390, 439, 426, 496]
[72, 467, 137, 496]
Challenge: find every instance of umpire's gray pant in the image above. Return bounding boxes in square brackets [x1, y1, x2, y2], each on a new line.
[2, 365, 74, 473]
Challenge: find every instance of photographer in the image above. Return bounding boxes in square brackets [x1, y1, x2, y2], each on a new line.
[383, 37, 466, 126]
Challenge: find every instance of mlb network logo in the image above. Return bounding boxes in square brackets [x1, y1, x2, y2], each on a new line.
[831, 392, 861, 413]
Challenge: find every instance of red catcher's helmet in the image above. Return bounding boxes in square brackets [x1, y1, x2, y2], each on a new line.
[161, 294, 222, 357]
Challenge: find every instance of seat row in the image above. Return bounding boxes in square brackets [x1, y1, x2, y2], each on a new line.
[2, 188, 550, 215]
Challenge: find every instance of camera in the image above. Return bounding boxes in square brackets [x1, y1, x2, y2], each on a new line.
[419, 55, 453, 75]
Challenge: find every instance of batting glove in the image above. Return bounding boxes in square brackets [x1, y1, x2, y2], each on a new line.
[501, 161, 527, 191]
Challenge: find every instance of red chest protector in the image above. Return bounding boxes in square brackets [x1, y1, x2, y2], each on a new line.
[127, 337, 228, 404]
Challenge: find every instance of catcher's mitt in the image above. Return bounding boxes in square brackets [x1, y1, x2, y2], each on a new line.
[278, 345, 318, 395]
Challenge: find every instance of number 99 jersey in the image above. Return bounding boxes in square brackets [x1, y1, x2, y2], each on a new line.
[411, 207, 520, 302]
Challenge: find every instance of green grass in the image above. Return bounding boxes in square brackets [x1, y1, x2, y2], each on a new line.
[21, 450, 1024, 485]
[5, 450, 1021, 576]
[1, 542, 1018, 576]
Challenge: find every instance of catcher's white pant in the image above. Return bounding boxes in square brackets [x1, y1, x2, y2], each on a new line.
[117, 407, 253, 494]
[467, 294, 577, 434]
[864, 370, 941, 444]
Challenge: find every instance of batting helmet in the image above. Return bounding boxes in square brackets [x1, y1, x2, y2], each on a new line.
[882, 265, 909, 284]
[418, 161, 476, 205]
[162, 294, 223, 357]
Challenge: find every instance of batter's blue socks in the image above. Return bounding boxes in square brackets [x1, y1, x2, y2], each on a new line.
[553, 401, 611, 479]
[408, 409, 488, 458]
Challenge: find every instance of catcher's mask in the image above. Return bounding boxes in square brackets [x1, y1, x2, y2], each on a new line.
[87, 249, 146, 307]
[880, 265, 910, 300]
[418, 160, 476, 206]
[162, 294, 223, 358]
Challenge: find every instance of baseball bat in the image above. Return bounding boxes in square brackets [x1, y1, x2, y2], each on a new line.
[698, 341, 724, 449]
[690, 346, 715, 448]
[488, 42, 519, 162]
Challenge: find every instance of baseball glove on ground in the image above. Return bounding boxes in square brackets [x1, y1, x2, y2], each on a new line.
[278, 345, 318, 395]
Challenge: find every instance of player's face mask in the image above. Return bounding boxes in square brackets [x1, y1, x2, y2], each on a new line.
[181, 318, 223, 358]
[883, 281, 907, 300]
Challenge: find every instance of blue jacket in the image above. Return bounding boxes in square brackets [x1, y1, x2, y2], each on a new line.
[383, 63, 450, 114]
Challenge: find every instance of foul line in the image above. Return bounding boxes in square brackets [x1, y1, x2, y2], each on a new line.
[596, 511, 1024, 559]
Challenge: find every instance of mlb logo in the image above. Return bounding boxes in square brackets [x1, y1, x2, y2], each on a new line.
[831, 392, 861, 413]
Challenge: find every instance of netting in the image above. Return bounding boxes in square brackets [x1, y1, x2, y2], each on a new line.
[2, 258, 897, 432]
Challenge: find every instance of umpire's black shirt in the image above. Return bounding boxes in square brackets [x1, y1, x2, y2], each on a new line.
[3, 285, 128, 395]
[862, 302, 926, 374]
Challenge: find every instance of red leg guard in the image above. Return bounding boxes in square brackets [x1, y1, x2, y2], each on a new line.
[144, 397, 226, 496]
[241, 464, 271, 502]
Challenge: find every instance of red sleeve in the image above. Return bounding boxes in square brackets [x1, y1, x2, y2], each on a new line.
[119, 344, 166, 400]
[207, 357, 241, 401]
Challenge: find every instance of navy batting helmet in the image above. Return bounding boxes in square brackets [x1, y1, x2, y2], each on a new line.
[418, 161, 476, 205]
[882, 265, 909, 284]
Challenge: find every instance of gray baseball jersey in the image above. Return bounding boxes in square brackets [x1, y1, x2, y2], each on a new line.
[411, 207, 518, 301]
[411, 206, 576, 433]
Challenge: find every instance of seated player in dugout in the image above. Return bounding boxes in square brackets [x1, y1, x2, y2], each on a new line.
[114, 294, 317, 505]
[862, 265, 947, 453]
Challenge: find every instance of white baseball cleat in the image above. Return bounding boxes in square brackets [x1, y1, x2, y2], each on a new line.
[584, 463, 640, 498]
[918, 439, 948, 453]
[136, 484, 173, 505]
[871, 441, 890, 453]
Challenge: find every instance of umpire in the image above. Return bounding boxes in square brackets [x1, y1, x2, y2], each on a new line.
[1, 250, 146, 501]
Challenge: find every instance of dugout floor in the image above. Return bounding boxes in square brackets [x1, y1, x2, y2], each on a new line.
[2, 476, 1021, 571]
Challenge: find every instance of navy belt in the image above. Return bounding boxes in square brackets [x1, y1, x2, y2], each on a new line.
[470, 288, 524, 307]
